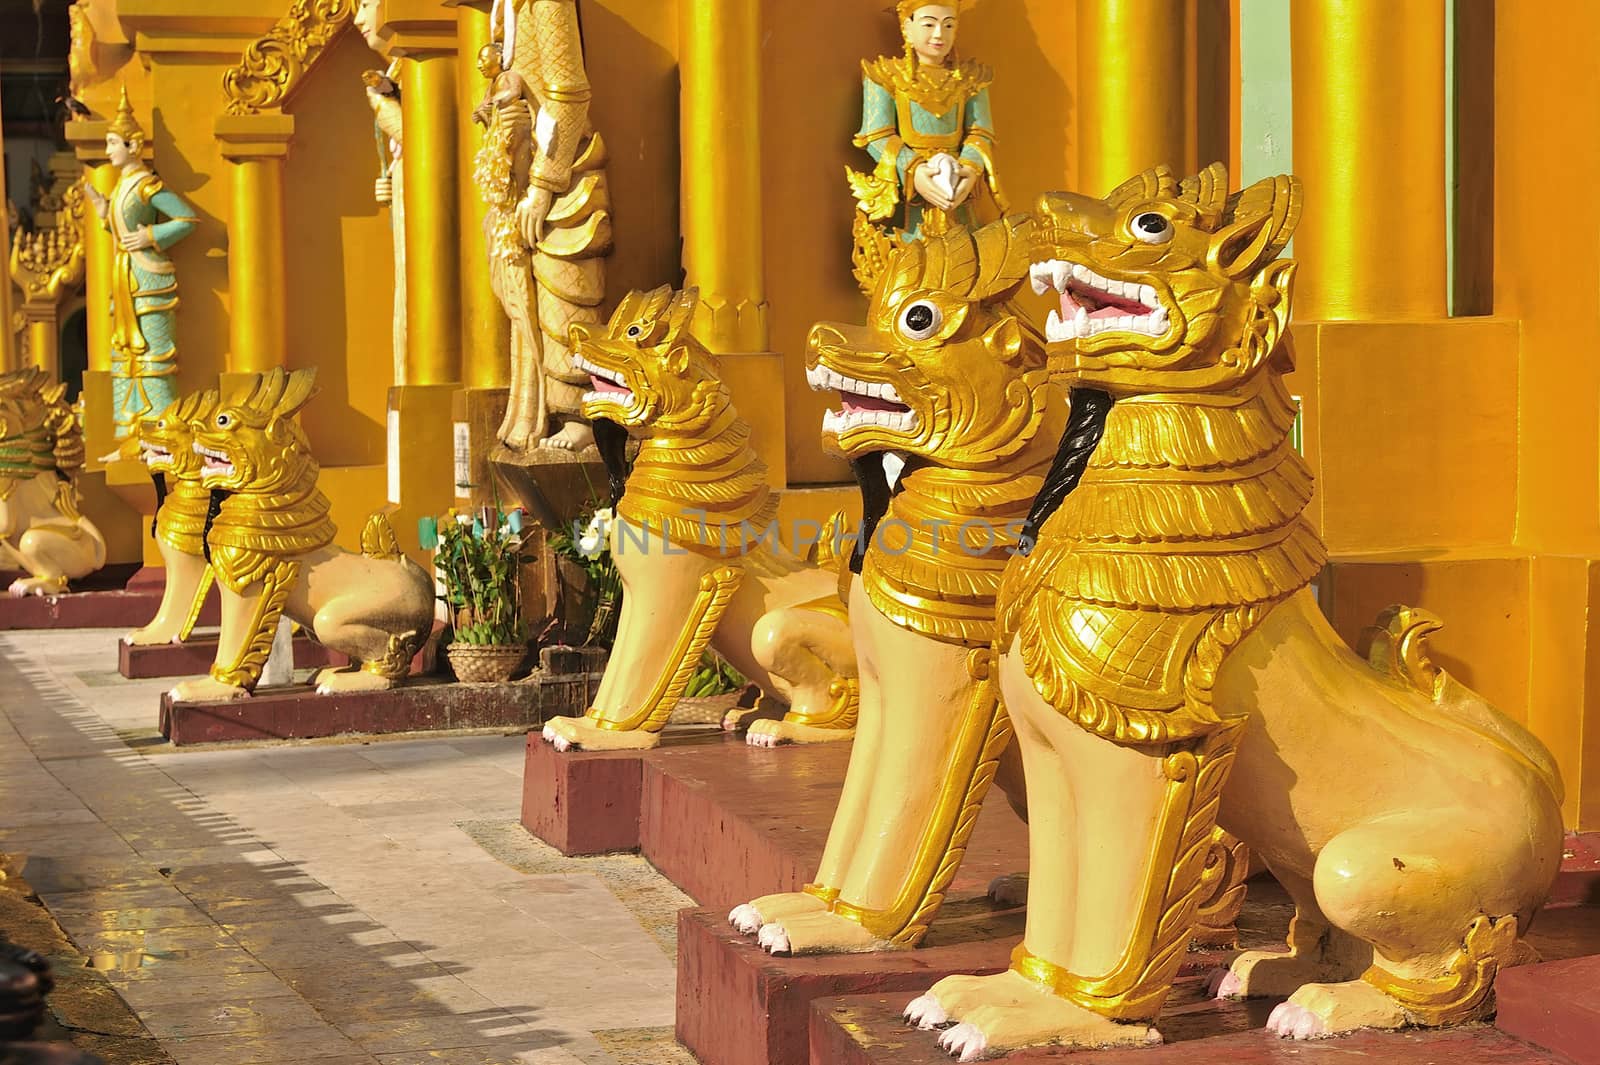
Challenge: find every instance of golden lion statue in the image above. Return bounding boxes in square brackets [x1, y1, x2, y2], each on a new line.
[903, 164, 1565, 1058]
[168, 368, 435, 703]
[124, 388, 218, 645]
[729, 217, 1067, 954]
[0, 368, 106, 596]
[540, 285, 859, 751]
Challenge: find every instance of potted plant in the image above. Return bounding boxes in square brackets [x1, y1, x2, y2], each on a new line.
[547, 502, 623, 649]
[420, 506, 531, 684]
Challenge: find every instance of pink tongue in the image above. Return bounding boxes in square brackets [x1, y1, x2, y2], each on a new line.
[838, 390, 906, 414]
[590, 375, 630, 395]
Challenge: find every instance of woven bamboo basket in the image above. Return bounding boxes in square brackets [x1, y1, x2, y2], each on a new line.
[446, 643, 527, 684]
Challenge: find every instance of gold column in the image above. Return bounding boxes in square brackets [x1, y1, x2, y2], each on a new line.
[1076, 0, 1188, 197]
[400, 52, 463, 386]
[80, 162, 118, 373]
[215, 115, 293, 375]
[21, 312, 57, 375]
[0, 102, 13, 373]
[451, 0, 509, 390]
[680, 0, 767, 353]
[1290, 0, 1446, 320]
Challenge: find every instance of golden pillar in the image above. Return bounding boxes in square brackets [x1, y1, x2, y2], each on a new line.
[215, 115, 293, 375]
[1076, 0, 1188, 197]
[65, 120, 119, 465]
[1290, 0, 1447, 320]
[21, 313, 57, 375]
[0, 103, 13, 373]
[450, 0, 509, 390]
[680, 0, 767, 353]
[400, 51, 463, 386]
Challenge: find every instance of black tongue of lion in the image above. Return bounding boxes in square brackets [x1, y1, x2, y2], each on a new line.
[593, 418, 631, 507]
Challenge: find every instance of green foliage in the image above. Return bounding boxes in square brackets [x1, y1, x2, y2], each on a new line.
[548, 502, 623, 649]
[429, 507, 530, 647]
[683, 651, 747, 699]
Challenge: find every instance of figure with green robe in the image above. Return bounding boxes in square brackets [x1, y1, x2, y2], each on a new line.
[847, 1, 1008, 289]
[83, 89, 198, 439]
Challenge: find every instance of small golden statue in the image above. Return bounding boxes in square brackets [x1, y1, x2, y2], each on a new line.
[0, 368, 107, 596]
[847, 1, 1006, 293]
[353, 0, 406, 386]
[81, 88, 198, 439]
[168, 368, 436, 703]
[902, 165, 1566, 1056]
[473, 0, 612, 453]
[123, 388, 218, 646]
[539, 287, 859, 752]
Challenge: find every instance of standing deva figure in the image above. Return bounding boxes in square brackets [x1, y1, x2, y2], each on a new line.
[353, 0, 407, 388]
[83, 88, 197, 440]
[473, 0, 612, 453]
[847, 1, 1006, 292]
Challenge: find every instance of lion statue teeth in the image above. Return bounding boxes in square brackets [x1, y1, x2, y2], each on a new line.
[538, 285, 859, 753]
[905, 163, 1566, 1059]
[166, 367, 435, 703]
[0, 368, 107, 597]
[123, 388, 219, 646]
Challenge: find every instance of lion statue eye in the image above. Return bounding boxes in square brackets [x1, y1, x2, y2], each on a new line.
[625, 324, 644, 339]
[1131, 211, 1174, 244]
[216, 413, 232, 428]
[897, 300, 943, 341]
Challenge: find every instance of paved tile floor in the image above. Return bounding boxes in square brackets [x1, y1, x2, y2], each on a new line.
[0, 629, 697, 1064]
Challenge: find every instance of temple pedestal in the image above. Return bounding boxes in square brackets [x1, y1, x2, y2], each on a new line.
[0, 565, 217, 631]
[159, 664, 601, 746]
[806, 992, 1570, 1065]
[119, 630, 339, 679]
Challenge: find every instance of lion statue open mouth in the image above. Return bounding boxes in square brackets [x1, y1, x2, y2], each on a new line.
[903, 164, 1564, 1060]
[167, 368, 436, 703]
[728, 216, 1066, 955]
[123, 387, 218, 646]
[539, 286, 860, 752]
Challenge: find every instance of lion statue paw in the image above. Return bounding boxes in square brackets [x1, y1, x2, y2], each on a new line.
[170, 676, 250, 703]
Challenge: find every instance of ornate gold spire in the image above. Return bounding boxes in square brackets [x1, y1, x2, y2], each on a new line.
[108, 85, 143, 144]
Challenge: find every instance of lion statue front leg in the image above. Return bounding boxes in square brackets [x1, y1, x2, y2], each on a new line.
[125, 548, 211, 646]
[170, 571, 285, 703]
[543, 518, 739, 752]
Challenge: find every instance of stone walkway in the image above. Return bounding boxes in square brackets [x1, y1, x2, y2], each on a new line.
[0, 629, 697, 1065]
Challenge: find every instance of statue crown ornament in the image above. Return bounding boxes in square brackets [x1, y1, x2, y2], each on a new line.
[107, 84, 143, 146]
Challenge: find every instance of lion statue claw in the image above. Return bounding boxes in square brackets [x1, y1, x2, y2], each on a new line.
[0, 369, 106, 597]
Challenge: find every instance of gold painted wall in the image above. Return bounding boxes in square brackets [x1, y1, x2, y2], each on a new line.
[283, 32, 396, 468]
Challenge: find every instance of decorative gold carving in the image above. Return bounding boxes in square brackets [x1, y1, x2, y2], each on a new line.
[1190, 829, 1250, 948]
[210, 558, 300, 687]
[578, 287, 777, 555]
[10, 185, 86, 305]
[222, 0, 355, 116]
[861, 56, 993, 123]
[590, 566, 744, 734]
[1010, 720, 1245, 1020]
[1361, 914, 1528, 1027]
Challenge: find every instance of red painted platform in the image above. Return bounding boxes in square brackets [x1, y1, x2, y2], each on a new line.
[1497, 953, 1600, 1064]
[0, 566, 219, 631]
[119, 632, 342, 679]
[521, 729, 734, 856]
[808, 989, 1574, 1065]
[159, 670, 602, 746]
